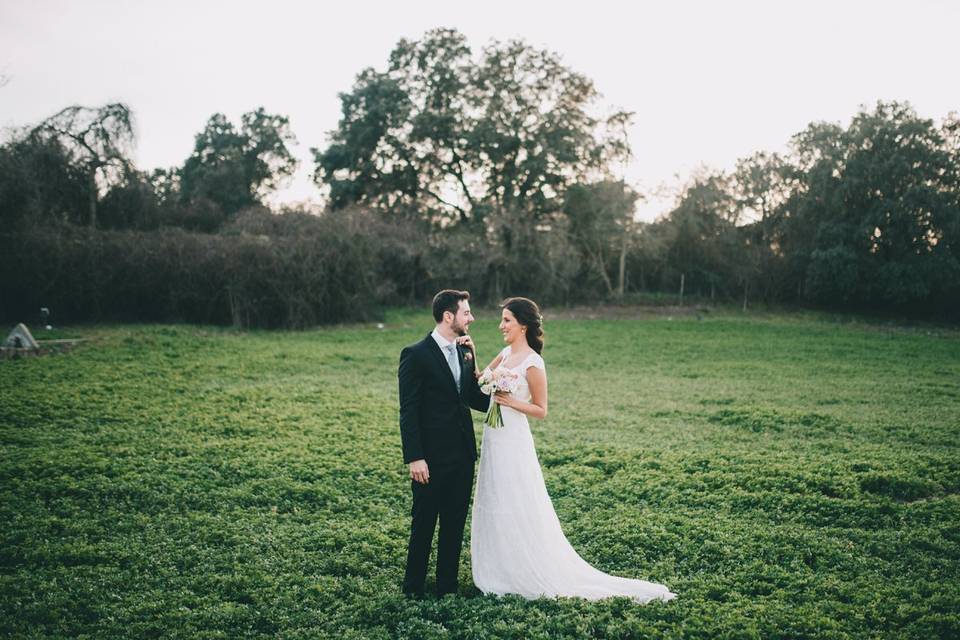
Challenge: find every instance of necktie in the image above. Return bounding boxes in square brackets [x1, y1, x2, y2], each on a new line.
[445, 343, 461, 392]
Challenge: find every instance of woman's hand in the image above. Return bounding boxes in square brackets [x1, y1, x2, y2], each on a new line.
[493, 391, 517, 408]
[456, 334, 479, 376]
[456, 334, 476, 359]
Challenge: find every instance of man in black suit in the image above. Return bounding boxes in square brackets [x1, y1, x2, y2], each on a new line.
[398, 289, 491, 597]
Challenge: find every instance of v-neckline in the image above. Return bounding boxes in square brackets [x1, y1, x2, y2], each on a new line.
[500, 345, 534, 371]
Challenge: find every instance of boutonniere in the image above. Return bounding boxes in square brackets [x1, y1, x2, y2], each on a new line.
[456, 337, 476, 364]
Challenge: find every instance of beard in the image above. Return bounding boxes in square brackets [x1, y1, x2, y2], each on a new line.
[451, 319, 469, 336]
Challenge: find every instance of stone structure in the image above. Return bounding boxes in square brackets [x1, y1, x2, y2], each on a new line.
[3, 323, 39, 349]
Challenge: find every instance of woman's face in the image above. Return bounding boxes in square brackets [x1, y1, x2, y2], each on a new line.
[499, 308, 524, 344]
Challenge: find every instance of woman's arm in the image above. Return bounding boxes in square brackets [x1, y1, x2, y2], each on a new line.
[494, 365, 548, 420]
[484, 352, 504, 373]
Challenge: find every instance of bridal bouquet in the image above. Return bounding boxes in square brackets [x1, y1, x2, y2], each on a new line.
[478, 367, 521, 428]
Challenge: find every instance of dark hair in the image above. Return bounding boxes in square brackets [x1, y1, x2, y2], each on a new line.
[432, 289, 470, 323]
[501, 297, 544, 354]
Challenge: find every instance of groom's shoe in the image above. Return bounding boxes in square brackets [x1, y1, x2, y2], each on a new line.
[402, 589, 425, 600]
[436, 585, 458, 598]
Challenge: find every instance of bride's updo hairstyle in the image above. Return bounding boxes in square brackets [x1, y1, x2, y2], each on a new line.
[501, 297, 544, 354]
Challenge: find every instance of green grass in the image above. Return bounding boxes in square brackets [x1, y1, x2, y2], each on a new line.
[1, 309, 959, 639]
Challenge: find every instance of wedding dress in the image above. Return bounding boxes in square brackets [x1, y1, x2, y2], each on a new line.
[470, 345, 677, 603]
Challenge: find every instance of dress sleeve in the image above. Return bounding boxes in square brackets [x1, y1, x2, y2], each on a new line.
[525, 352, 545, 371]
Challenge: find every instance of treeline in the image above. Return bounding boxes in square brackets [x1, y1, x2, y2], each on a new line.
[1, 28, 958, 327]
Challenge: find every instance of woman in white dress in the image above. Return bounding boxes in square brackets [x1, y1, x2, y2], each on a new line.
[469, 297, 677, 603]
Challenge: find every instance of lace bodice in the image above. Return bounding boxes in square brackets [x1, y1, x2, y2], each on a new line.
[492, 345, 545, 403]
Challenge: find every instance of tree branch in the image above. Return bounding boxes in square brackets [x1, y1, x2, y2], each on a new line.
[424, 187, 468, 221]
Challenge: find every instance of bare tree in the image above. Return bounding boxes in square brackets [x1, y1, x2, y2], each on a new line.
[33, 103, 135, 228]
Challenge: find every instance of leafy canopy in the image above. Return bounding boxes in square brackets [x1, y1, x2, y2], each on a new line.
[313, 28, 632, 224]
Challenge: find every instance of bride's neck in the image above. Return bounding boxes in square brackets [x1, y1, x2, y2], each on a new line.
[508, 336, 529, 351]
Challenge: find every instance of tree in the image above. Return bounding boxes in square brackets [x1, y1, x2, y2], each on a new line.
[782, 101, 960, 308]
[843, 102, 960, 306]
[313, 28, 632, 226]
[180, 108, 297, 217]
[31, 103, 136, 228]
[0, 130, 90, 229]
[657, 171, 739, 299]
[733, 151, 793, 226]
[732, 152, 795, 301]
[564, 180, 640, 297]
[97, 170, 163, 231]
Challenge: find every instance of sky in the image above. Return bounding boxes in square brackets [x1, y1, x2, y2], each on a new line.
[2, 0, 958, 220]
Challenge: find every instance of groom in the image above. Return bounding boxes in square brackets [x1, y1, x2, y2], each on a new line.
[398, 289, 491, 597]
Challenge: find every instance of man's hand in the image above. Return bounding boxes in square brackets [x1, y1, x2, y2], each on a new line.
[409, 459, 430, 484]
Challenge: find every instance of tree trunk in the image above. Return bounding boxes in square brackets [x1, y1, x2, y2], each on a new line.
[617, 234, 627, 299]
[88, 170, 98, 229]
[742, 280, 749, 312]
[594, 249, 615, 297]
[679, 273, 685, 305]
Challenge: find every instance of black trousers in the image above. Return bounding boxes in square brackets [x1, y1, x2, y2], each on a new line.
[402, 458, 475, 595]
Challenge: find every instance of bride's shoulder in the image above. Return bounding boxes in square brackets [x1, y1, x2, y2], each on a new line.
[526, 351, 546, 370]
[514, 348, 545, 371]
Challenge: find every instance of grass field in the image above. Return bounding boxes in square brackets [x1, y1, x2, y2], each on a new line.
[1, 308, 959, 639]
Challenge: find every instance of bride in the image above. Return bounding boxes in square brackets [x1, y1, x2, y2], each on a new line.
[468, 297, 677, 603]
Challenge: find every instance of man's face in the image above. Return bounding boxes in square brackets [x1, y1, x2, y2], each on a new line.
[449, 300, 475, 336]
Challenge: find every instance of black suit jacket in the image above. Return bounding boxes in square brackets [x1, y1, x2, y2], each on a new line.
[398, 333, 491, 466]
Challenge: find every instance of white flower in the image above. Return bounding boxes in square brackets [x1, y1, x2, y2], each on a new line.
[480, 368, 522, 429]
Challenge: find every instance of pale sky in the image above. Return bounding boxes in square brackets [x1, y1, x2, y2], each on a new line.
[2, 0, 958, 220]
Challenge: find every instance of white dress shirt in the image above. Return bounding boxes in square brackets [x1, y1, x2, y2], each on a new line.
[431, 328, 461, 387]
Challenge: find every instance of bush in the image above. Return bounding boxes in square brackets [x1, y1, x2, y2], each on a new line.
[0, 215, 388, 328]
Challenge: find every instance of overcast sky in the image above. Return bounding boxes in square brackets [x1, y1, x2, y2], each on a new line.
[2, 0, 958, 220]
